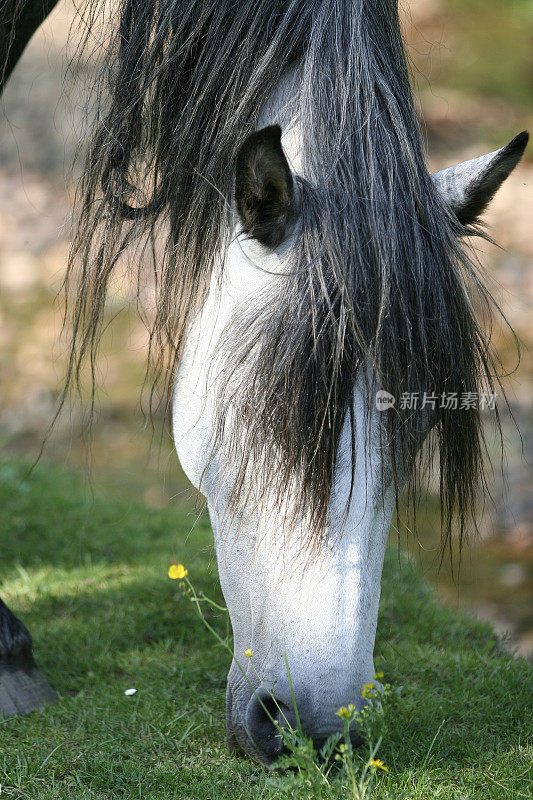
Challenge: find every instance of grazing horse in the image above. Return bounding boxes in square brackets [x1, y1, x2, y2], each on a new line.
[0, 0, 528, 764]
[172, 121, 527, 763]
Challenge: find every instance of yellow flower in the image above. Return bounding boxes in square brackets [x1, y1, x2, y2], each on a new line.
[374, 671, 384, 680]
[244, 649, 253, 658]
[367, 758, 388, 772]
[168, 563, 188, 580]
[361, 682, 375, 698]
[335, 706, 351, 720]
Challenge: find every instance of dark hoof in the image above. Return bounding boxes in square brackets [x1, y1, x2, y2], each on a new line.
[0, 659, 58, 718]
[0, 599, 58, 718]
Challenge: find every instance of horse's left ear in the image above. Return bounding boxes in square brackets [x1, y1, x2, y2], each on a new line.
[432, 131, 529, 226]
[235, 125, 296, 248]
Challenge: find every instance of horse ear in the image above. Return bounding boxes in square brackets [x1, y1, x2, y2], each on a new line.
[235, 125, 296, 248]
[432, 131, 529, 226]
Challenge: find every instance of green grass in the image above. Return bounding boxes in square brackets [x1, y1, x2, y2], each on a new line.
[0, 458, 531, 799]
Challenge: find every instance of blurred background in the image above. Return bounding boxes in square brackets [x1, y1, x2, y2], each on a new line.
[0, 0, 532, 657]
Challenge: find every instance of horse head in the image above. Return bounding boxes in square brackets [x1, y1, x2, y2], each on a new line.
[172, 123, 527, 764]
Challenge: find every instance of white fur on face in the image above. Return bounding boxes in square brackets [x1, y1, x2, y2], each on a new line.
[172, 71, 395, 738]
[173, 240, 395, 730]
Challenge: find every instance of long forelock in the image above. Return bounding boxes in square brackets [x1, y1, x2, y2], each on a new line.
[65, 0, 505, 553]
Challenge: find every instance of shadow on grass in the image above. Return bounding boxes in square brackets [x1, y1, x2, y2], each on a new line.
[5, 571, 228, 694]
[1, 456, 531, 789]
[3, 556, 529, 781]
[375, 556, 529, 774]
[0, 458, 211, 573]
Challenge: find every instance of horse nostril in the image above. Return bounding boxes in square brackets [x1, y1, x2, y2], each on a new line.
[245, 688, 293, 764]
[244, 687, 364, 765]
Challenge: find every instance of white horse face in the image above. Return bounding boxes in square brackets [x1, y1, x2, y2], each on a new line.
[212, 418, 396, 765]
[173, 126, 527, 764]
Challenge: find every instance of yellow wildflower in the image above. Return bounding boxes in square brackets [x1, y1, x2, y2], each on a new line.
[374, 671, 384, 680]
[361, 682, 375, 698]
[168, 563, 188, 580]
[335, 706, 352, 720]
[244, 649, 254, 658]
[367, 758, 388, 772]
[336, 702, 356, 720]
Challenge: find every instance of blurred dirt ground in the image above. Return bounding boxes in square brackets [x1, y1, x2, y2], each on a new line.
[0, 0, 532, 655]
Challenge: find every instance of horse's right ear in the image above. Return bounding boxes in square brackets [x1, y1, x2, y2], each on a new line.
[235, 125, 296, 248]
